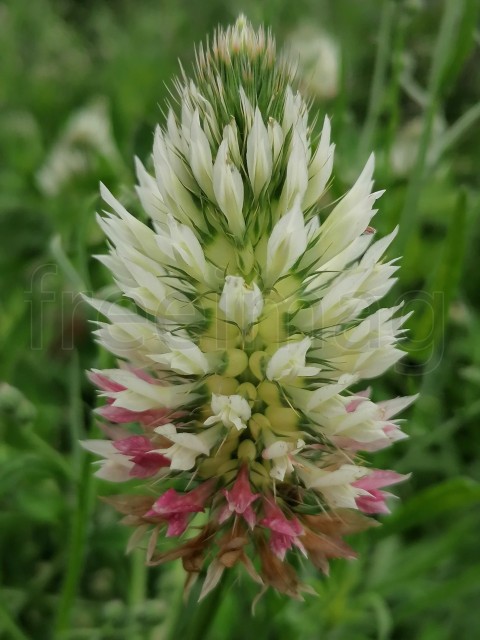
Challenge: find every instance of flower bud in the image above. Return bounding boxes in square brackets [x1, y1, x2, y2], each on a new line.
[237, 439, 257, 461]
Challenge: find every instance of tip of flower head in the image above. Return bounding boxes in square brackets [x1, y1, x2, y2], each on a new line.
[235, 13, 248, 28]
[191, 15, 295, 133]
[213, 14, 271, 60]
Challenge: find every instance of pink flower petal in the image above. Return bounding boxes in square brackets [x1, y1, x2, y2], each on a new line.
[146, 480, 215, 535]
[260, 499, 304, 560]
[356, 490, 391, 514]
[151, 485, 210, 515]
[88, 371, 124, 393]
[113, 435, 152, 455]
[221, 466, 259, 528]
[97, 404, 173, 427]
[130, 452, 170, 478]
[165, 513, 190, 537]
[354, 470, 409, 491]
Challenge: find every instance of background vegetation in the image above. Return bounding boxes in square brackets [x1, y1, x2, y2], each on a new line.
[1, 0, 480, 638]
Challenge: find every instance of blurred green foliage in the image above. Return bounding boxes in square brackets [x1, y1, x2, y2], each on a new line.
[1, 0, 480, 638]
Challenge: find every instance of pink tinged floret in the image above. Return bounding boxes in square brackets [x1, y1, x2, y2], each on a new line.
[331, 427, 407, 452]
[335, 390, 408, 452]
[146, 480, 215, 537]
[383, 423, 408, 442]
[98, 404, 173, 427]
[88, 371, 124, 393]
[218, 467, 260, 529]
[331, 423, 407, 452]
[345, 388, 371, 413]
[89, 370, 176, 427]
[113, 436, 170, 478]
[219, 466, 260, 528]
[353, 470, 409, 514]
[260, 499, 306, 561]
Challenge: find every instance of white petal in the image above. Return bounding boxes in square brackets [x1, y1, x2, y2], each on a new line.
[266, 337, 319, 381]
[213, 140, 245, 236]
[265, 198, 308, 286]
[304, 116, 334, 208]
[189, 110, 215, 200]
[277, 130, 309, 214]
[247, 108, 273, 197]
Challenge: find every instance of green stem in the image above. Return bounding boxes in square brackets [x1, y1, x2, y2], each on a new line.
[396, 0, 467, 253]
[53, 352, 95, 637]
[129, 550, 147, 607]
[53, 450, 94, 637]
[126, 550, 148, 640]
[330, 0, 353, 142]
[384, 4, 407, 174]
[359, 0, 396, 161]
[169, 570, 231, 640]
[50, 235, 86, 294]
[427, 101, 480, 172]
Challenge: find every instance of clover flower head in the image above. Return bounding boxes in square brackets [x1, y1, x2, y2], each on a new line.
[84, 15, 415, 600]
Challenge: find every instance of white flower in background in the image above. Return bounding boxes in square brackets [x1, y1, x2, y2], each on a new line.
[37, 98, 121, 195]
[390, 115, 446, 177]
[85, 16, 414, 600]
[286, 24, 340, 100]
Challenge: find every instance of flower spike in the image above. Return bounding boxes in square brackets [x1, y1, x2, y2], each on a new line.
[85, 15, 414, 599]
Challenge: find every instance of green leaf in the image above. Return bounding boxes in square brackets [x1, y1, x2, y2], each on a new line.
[396, 563, 480, 620]
[407, 188, 468, 362]
[378, 477, 480, 535]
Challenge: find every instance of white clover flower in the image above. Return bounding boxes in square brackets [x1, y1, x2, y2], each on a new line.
[390, 116, 445, 177]
[85, 16, 414, 600]
[286, 24, 340, 100]
[204, 393, 252, 431]
[154, 423, 221, 471]
[262, 438, 305, 481]
[148, 332, 210, 376]
[37, 98, 121, 195]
